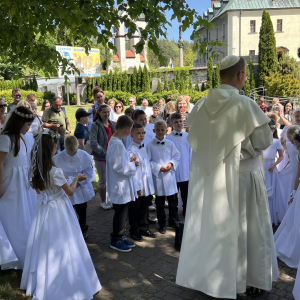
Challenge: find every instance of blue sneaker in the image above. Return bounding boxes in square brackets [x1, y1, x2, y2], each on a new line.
[110, 240, 131, 252]
[122, 238, 136, 248]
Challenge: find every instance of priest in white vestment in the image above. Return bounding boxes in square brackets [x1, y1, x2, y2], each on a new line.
[176, 55, 279, 299]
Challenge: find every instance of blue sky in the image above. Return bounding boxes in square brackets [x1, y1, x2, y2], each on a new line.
[165, 0, 212, 41]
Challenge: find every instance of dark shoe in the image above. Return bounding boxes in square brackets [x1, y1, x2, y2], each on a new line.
[147, 217, 156, 224]
[140, 229, 156, 238]
[168, 222, 179, 229]
[130, 233, 143, 242]
[158, 227, 166, 234]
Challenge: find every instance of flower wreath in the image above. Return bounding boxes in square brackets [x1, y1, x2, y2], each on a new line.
[14, 109, 36, 119]
[32, 128, 61, 139]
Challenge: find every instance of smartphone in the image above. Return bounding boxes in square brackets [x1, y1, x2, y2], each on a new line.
[275, 107, 280, 112]
[59, 124, 63, 127]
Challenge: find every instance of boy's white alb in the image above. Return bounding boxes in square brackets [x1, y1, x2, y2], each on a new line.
[219, 55, 240, 71]
[146, 137, 180, 196]
[53, 149, 96, 205]
[106, 136, 137, 204]
[127, 141, 155, 196]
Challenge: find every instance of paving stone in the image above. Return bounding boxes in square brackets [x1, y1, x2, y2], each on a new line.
[83, 195, 296, 300]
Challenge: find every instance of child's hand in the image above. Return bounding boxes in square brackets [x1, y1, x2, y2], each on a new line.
[130, 156, 137, 162]
[268, 164, 276, 172]
[160, 166, 166, 172]
[137, 190, 142, 197]
[77, 174, 87, 182]
[134, 161, 139, 167]
[64, 175, 70, 180]
[165, 163, 172, 171]
[288, 197, 294, 205]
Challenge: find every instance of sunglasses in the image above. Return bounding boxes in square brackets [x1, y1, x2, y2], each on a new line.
[13, 94, 21, 97]
[115, 106, 122, 108]
[0, 104, 7, 108]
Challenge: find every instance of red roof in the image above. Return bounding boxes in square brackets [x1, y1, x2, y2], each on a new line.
[140, 55, 145, 62]
[126, 50, 135, 58]
[113, 54, 120, 62]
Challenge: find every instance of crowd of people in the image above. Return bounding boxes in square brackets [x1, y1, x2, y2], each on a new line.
[1, 55, 300, 299]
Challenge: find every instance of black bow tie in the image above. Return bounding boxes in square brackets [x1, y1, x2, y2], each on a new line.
[175, 133, 183, 136]
[139, 144, 144, 149]
[157, 141, 165, 145]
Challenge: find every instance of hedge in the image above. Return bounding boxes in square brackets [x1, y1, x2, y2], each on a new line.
[0, 89, 53, 105]
[87, 90, 208, 106]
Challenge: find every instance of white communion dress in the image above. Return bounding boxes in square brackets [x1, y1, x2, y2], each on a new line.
[262, 138, 284, 225]
[0, 134, 34, 269]
[20, 167, 101, 300]
[274, 154, 300, 269]
[276, 141, 298, 222]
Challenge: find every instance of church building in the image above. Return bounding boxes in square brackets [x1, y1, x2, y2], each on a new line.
[194, 0, 300, 67]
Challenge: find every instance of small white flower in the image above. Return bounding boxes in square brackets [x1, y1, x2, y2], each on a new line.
[296, 129, 300, 135]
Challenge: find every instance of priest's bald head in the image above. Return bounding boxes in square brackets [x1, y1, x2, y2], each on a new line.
[219, 55, 247, 91]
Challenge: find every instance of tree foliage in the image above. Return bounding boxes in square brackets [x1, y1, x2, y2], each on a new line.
[164, 75, 169, 91]
[277, 53, 300, 80]
[121, 72, 128, 92]
[131, 67, 138, 94]
[194, 82, 199, 92]
[265, 72, 300, 97]
[0, 0, 214, 78]
[257, 10, 278, 87]
[157, 80, 162, 93]
[243, 65, 251, 96]
[142, 65, 151, 92]
[169, 80, 175, 90]
[206, 55, 214, 89]
[214, 61, 220, 88]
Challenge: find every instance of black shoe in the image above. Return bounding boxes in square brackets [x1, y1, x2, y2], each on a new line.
[147, 217, 156, 224]
[140, 229, 157, 238]
[130, 233, 143, 242]
[168, 222, 179, 229]
[158, 227, 166, 234]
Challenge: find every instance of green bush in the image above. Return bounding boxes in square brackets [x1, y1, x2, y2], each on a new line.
[43, 91, 56, 101]
[190, 90, 208, 103]
[63, 93, 80, 105]
[0, 89, 45, 105]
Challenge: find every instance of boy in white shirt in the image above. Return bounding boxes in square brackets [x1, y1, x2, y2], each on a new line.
[53, 136, 96, 239]
[166, 113, 192, 216]
[146, 120, 180, 234]
[106, 115, 139, 252]
[128, 123, 157, 240]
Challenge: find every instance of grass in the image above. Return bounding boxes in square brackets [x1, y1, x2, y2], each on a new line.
[0, 270, 31, 299]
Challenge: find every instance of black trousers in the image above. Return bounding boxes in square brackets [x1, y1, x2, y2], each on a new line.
[73, 202, 88, 233]
[155, 194, 179, 228]
[177, 181, 189, 215]
[128, 196, 151, 234]
[111, 202, 130, 241]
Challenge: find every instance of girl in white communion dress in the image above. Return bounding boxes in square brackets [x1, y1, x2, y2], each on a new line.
[20, 129, 101, 300]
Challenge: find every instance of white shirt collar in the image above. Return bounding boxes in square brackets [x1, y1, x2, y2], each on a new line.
[172, 130, 183, 135]
[154, 136, 166, 144]
[132, 141, 142, 148]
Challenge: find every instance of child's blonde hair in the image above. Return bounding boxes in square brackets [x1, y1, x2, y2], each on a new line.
[164, 101, 176, 114]
[30, 102, 37, 111]
[64, 136, 79, 153]
[154, 120, 167, 129]
[16, 100, 31, 110]
[287, 125, 300, 137]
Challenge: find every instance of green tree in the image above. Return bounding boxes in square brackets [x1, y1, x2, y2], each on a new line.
[137, 66, 143, 92]
[122, 71, 128, 92]
[277, 53, 300, 79]
[107, 71, 113, 91]
[180, 77, 185, 92]
[201, 82, 206, 91]
[142, 65, 151, 92]
[214, 61, 220, 88]
[112, 70, 118, 92]
[131, 67, 138, 94]
[195, 82, 199, 92]
[257, 10, 278, 86]
[164, 75, 169, 91]
[157, 80, 162, 93]
[243, 65, 251, 96]
[250, 71, 256, 91]
[206, 55, 214, 89]
[117, 72, 122, 91]
[188, 77, 193, 91]
[0, 1, 214, 77]
[128, 74, 132, 93]
[265, 72, 300, 97]
[102, 74, 107, 91]
[169, 80, 175, 90]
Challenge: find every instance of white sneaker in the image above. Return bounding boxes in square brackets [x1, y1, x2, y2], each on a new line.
[148, 204, 156, 212]
[164, 201, 168, 208]
[100, 202, 111, 210]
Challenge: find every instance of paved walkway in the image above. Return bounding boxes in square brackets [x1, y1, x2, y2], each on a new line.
[86, 195, 296, 300]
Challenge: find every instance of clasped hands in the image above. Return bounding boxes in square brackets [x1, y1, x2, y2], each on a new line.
[130, 156, 139, 167]
[160, 163, 172, 173]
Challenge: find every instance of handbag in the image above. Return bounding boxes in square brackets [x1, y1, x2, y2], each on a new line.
[84, 123, 99, 155]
